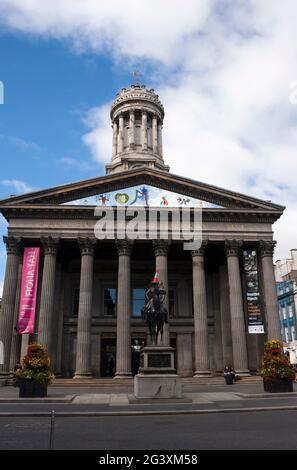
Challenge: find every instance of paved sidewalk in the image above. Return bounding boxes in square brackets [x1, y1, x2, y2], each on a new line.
[1, 382, 297, 415]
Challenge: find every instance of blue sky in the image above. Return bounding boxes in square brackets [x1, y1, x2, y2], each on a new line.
[1, 0, 297, 292]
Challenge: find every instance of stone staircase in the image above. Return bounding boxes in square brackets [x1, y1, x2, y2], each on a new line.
[51, 375, 262, 388]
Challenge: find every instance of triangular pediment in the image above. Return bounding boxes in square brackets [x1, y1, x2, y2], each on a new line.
[0, 167, 284, 212]
[61, 184, 222, 208]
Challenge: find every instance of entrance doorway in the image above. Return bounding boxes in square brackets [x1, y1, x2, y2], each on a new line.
[100, 339, 116, 377]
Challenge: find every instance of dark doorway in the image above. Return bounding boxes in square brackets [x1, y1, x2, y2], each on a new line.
[101, 339, 116, 377]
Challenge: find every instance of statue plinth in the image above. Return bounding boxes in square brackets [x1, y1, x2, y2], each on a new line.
[134, 346, 182, 399]
[133, 279, 182, 399]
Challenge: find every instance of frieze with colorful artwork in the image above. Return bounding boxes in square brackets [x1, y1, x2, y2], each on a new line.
[63, 184, 221, 208]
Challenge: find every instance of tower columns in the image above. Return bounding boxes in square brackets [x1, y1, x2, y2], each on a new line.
[118, 114, 124, 153]
[112, 120, 118, 158]
[129, 110, 135, 149]
[141, 111, 148, 150]
[152, 115, 158, 154]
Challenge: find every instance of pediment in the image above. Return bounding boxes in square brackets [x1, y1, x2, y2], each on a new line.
[0, 167, 284, 212]
[61, 184, 222, 208]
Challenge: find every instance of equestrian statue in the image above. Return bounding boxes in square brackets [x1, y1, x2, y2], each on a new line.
[141, 273, 168, 345]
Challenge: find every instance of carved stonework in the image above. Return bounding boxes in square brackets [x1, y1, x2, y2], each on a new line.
[259, 240, 276, 258]
[153, 240, 169, 257]
[78, 237, 96, 256]
[3, 236, 21, 255]
[116, 239, 133, 256]
[111, 84, 164, 119]
[224, 239, 243, 257]
[41, 236, 60, 255]
[191, 240, 208, 257]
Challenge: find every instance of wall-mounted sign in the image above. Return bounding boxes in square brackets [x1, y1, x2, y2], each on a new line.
[63, 184, 222, 208]
[243, 250, 265, 334]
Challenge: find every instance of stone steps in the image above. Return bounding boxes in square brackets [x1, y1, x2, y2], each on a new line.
[51, 375, 262, 387]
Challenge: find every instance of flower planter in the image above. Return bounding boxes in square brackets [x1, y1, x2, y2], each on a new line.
[263, 379, 293, 393]
[19, 378, 47, 398]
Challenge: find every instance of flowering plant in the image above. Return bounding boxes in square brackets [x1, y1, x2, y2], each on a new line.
[260, 340, 295, 382]
[16, 343, 54, 388]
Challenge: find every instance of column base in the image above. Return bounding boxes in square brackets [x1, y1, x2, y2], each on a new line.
[194, 371, 212, 377]
[73, 373, 93, 379]
[114, 373, 132, 379]
[178, 370, 194, 378]
[235, 370, 251, 377]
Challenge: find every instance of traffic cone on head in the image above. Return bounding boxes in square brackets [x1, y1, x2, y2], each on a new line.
[152, 272, 159, 283]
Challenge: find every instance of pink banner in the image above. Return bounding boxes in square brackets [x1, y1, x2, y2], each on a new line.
[18, 247, 40, 334]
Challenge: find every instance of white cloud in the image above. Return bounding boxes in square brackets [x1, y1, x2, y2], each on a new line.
[1, 179, 36, 194]
[0, 0, 212, 64]
[0, 281, 3, 297]
[82, 104, 112, 164]
[1, 0, 297, 260]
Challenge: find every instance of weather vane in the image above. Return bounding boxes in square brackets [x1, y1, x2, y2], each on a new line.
[132, 70, 142, 85]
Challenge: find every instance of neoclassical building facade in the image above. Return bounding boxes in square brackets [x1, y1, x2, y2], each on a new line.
[0, 84, 284, 379]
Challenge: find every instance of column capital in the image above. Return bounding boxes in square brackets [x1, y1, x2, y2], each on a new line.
[259, 240, 276, 258]
[78, 237, 96, 256]
[191, 240, 208, 257]
[3, 236, 21, 255]
[116, 239, 132, 256]
[153, 239, 169, 257]
[41, 236, 60, 255]
[224, 239, 243, 257]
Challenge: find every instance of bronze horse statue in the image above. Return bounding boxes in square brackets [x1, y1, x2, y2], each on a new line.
[141, 281, 168, 345]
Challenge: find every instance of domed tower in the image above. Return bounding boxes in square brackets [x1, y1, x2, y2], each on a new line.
[106, 84, 170, 174]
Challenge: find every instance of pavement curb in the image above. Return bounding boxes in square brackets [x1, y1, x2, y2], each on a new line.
[1, 405, 297, 417]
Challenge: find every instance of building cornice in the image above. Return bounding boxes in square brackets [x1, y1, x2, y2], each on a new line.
[0, 205, 283, 224]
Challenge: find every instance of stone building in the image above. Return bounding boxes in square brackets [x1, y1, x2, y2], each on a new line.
[0, 84, 284, 378]
[275, 250, 297, 364]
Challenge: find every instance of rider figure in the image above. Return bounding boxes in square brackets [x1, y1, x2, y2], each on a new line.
[142, 273, 168, 345]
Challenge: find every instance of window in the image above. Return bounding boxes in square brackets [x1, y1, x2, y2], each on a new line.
[132, 288, 145, 317]
[72, 288, 79, 316]
[103, 288, 116, 316]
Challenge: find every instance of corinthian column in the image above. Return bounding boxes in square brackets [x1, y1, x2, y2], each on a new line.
[129, 110, 135, 149]
[112, 120, 118, 158]
[74, 238, 95, 378]
[153, 240, 169, 346]
[0, 237, 20, 375]
[141, 111, 148, 150]
[191, 242, 211, 376]
[259, 240, 281, 340]
[152, 115, 158, 154]
[115, 240, 132, 377]
[225, 240, 249, 375]
[38, 237, 59, 356]
[118, 114, 124, 153]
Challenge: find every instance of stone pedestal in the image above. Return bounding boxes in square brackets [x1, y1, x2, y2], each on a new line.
[134, 346, 182, 399]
